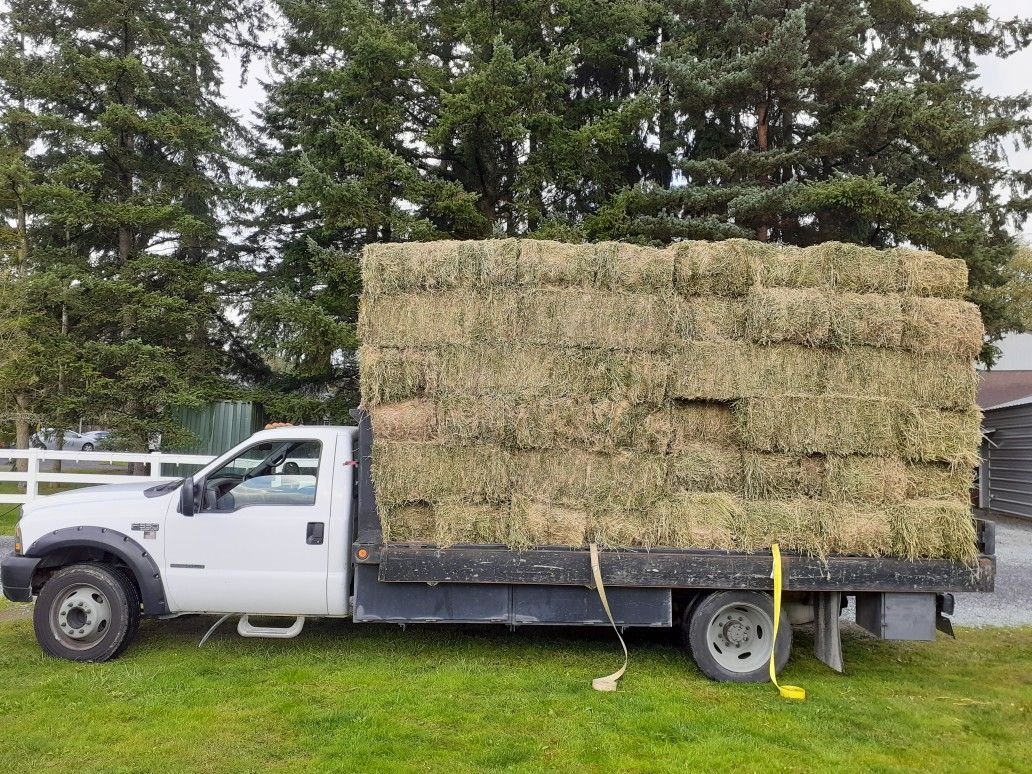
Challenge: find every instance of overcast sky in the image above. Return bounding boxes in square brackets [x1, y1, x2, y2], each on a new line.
[221, 1, 1032, 370]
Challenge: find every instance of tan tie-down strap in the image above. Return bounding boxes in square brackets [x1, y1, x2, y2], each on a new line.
[589, 543, 628, 692]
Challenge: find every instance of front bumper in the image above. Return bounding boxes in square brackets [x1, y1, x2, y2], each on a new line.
[1, 554, 40, 603]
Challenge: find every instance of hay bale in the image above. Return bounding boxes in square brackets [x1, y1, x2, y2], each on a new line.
[517, 448, 668, 510]
[668, 401, 737, 447]
[362, 240, 520, 296]
[434, 345, 671, 404]
[359, 346, 437, 406]
[372, 441, 512, 507]
[359, 290, 523, 347]
[670, 341, 826, 400]
[652, 492, 745, 550]
[382, 504, 435, 543]
[888, 500, 977, 562]
[897, 407, 982, 464]
[522, 288, 678, 351]
[672, 240, 765, 296]
[901, 297, 984, 358]
[516, 240, 674, 291]
[679, 297, 745, 340]
[823, 455, 909, 504]
[432, 501, 511, 547]
[825, 506, 892, 557]
[893, 248, 967, 299]
[756, 245, 825, 289]
[742, 452, 825, 500]
[907, 462, 973, 500]
[434, 396, 649, 451]
[811, 242, 900, 293]
[510, 496, 589, 547]
[668, 443, 743, 493]
[736, 395, 899, 456]
[743, 288, 831, 346]
[742, 500, 829, 555]
[370, 399, 436, 441]
[824, 348, 976, 410]
[827, 293, 905, 349]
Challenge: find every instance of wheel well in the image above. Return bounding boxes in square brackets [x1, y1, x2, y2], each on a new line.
[32, 549, 142, 600]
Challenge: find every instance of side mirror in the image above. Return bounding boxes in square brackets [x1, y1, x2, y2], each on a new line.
[180, 475, 196, 517]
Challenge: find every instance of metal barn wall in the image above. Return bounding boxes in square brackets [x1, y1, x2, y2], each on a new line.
[171, 401, 265, 456]
[982, 401, 1032, 520]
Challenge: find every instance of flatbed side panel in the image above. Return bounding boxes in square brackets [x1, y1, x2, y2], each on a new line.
[372, 547, 995, 593]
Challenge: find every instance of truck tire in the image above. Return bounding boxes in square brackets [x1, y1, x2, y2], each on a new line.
[32, 563, 140, 662]
[685, 590, 792, 683]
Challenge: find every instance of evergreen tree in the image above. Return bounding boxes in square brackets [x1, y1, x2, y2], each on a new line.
[0, 0, 264, 451]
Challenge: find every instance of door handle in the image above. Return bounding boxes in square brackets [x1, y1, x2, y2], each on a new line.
[306, 522, 325, 545]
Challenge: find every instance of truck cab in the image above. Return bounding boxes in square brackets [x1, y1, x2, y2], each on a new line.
[2, 425, 358, 661]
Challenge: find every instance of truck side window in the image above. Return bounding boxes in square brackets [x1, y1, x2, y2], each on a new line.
[201, 439, 321, 512]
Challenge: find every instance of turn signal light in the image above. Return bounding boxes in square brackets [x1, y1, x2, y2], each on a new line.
[14, 524, 22, 555]
[356, 547, 369, 560]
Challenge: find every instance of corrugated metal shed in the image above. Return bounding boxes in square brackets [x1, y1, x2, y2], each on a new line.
[981, 395, 1032, 520]
[171, 401, 265, 456]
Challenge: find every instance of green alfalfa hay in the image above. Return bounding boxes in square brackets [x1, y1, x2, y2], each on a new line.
[742, 288, 832, 346]
[678, 296, 745, 340]
[892, 248, 968, 299]
[672, 239, 766, 297]
[518, 240, 674, 292]
[381, 503, 435, 543]
[736, 395, 900, 457]
[435, 344, 671, 404]
[888, 500, 978, 562]
[823, 455, 909, 505]
[371, 441, 513, 508]
[361, 240, 520, 297]
[827, 293, 906, 349]
[509, 495, 589, 548]
[521, 288, 681, 351]
[906, 462, 973, 500]
[358, 289, 523, 347]
[516, 448, 669, 511]
[901, 297, 984, 358]
[639, 401, 737, 454]
[431, 500, 512, 547]
[358, 346, 437, 406]
[433, 395, 650, 452]
[897, 407, 982, 465]
[824, 348, 977, 410]
[809, 242, 901, 294]
[755, 245, 826, 289]
[669, 341, 825, 401]
[649, 492, 746, 550]
[667, 443, 743, 493]
[742, 452, 826, 500]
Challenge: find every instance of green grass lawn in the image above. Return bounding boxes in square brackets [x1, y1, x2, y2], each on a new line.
[0, 597, 1029, 773]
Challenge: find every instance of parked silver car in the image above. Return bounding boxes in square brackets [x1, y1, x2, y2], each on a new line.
[30, 428, 107, 452]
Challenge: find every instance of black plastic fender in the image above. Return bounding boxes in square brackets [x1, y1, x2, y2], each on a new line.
[26, 526, 167, 615]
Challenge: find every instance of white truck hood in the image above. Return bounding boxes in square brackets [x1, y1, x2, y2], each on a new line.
[23, 480, 178, 514]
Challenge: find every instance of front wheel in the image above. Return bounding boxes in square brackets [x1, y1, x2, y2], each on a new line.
[33, 564, 140, 662]
[80, 442, 95, 452]
[685, 590, 792, 683]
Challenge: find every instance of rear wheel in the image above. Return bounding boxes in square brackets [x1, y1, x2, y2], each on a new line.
[685, 590, 792, 683]
[33, 564, 139, 662]
[81, 442, 95, 452]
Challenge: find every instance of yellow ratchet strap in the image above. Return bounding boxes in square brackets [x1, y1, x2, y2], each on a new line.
[589, 544, 628, 692]
[769, 543, 806, 700]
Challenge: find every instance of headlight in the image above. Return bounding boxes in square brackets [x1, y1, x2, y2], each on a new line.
[14, 523, 22, 555]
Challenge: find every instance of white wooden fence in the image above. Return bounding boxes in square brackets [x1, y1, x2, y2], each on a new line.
[0, 449, 217, 505]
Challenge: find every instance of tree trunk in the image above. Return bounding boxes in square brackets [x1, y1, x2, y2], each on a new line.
[14, 394, 31, 474]
[755, 100, 770, 242]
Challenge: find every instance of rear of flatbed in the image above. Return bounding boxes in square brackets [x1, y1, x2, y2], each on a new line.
[350, 411, 996, 679]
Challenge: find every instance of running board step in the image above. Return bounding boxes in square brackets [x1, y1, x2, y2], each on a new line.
[236, 615, 306, 639]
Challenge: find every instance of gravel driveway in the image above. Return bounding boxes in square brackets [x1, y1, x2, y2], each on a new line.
[1, 520, 1030, 626]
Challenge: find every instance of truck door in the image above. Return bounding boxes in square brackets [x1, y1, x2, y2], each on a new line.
[163, 436, 334, 615]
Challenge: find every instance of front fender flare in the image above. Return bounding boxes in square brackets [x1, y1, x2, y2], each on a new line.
[26, 526, 168, 615]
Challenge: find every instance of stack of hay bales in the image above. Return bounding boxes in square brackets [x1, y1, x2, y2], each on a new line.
[358, 239, 983, 561]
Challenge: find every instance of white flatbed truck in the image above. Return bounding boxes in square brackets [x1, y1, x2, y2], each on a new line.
[1, 415, 995, 682]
